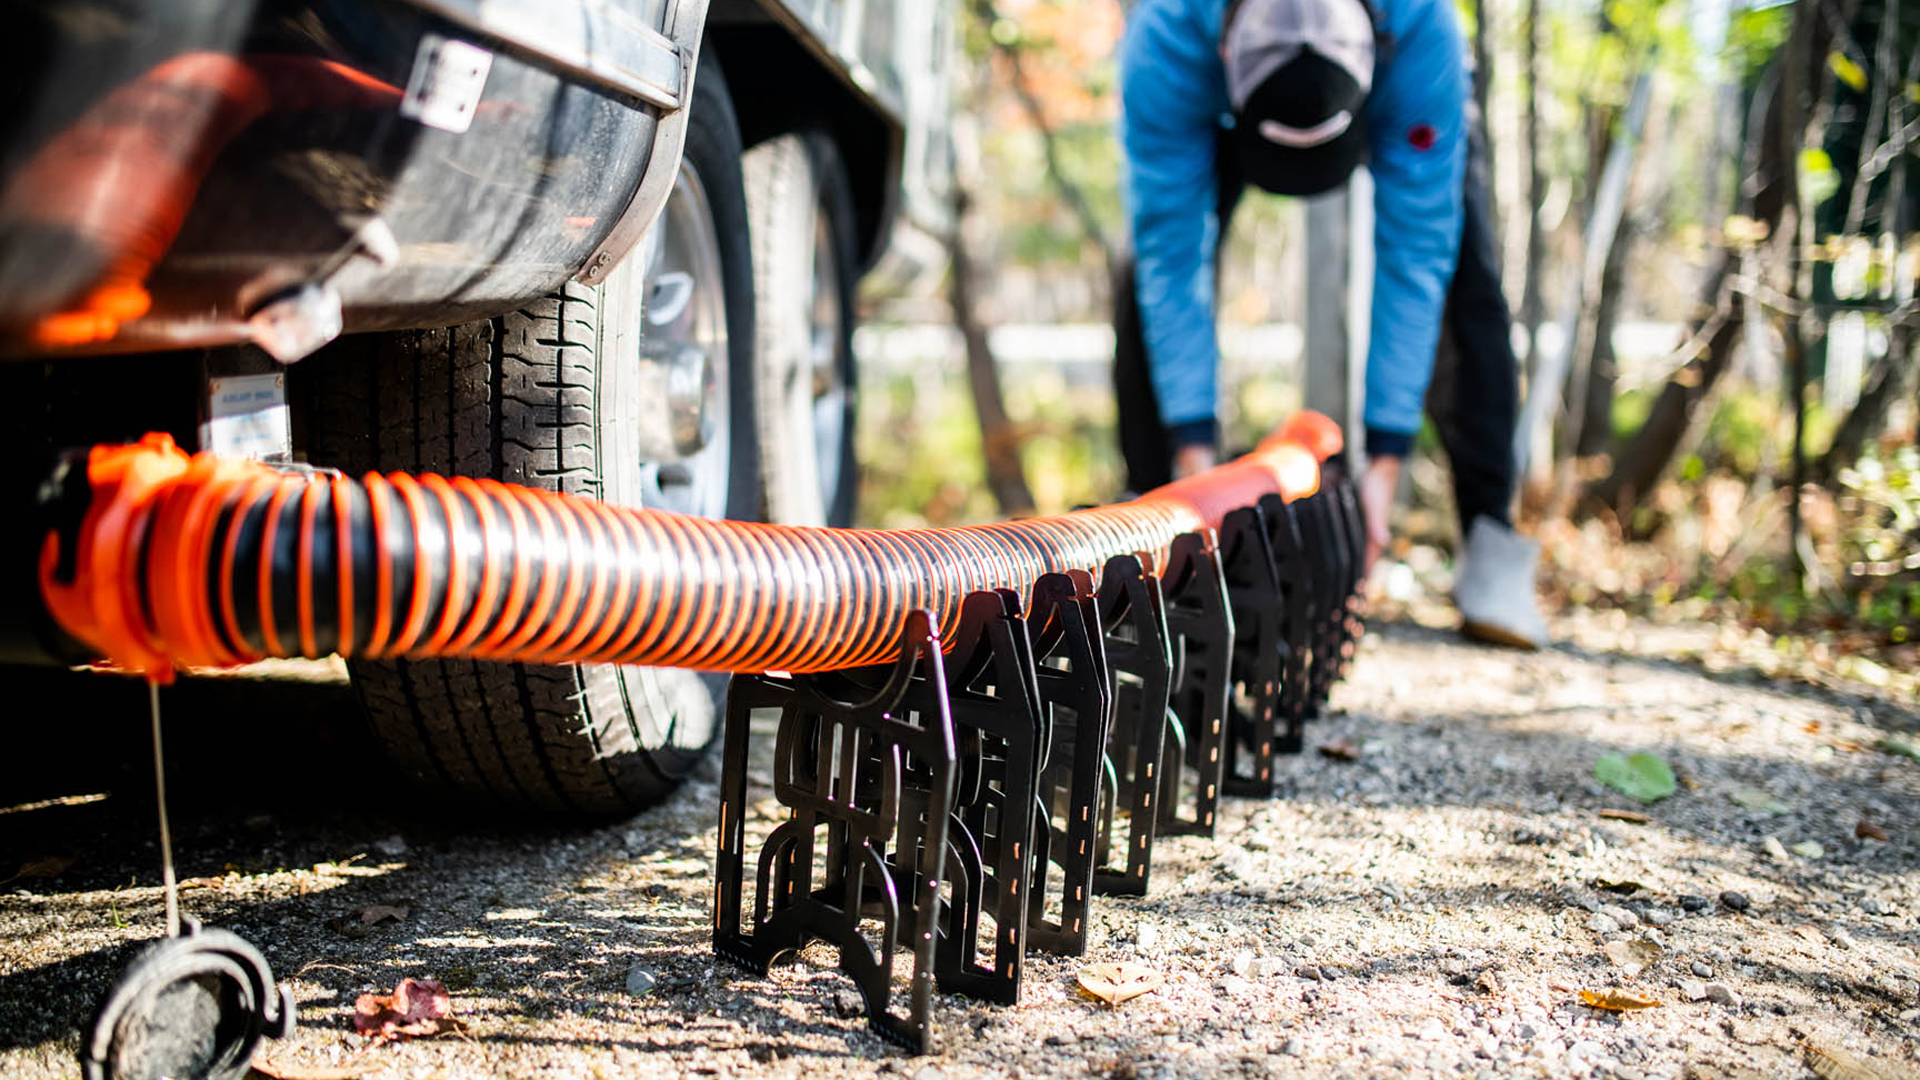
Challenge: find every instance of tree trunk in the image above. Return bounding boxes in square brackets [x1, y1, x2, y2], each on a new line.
[1472, 0, 1496, 222]
[1584, 1, 1851, 524]
[1574, 212, 1638, 457]
[1515, 71, 1653, 477]
[947, 188, 1036, 517]
[1584, 259, 1742, 526]
[1520, 0, 1545, 371]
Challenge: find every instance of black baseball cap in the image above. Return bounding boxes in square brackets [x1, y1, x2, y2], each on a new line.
[1224, 0, 1378, 196]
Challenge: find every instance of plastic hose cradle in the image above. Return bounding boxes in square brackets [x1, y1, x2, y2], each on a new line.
[37, 413, 1342, 680]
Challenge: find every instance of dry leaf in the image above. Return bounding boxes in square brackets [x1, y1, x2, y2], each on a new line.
[357, 904, 410, 926]
[1855, 820, 1891, 842]
[1805, 1040, 1911, 1080]
[1578, 989, 1662, 1011]
[11, 855, 76, 880]
[1593, 878, 1646, 894]
[1603, 940, 1664, 978]
[1077, 962, 1164, 1005]
[1597, 808, 1652, 824]
[250, 1052, 370, 1080]
[352, 977, 461, 1041]
[1317, 739, 1360, 762]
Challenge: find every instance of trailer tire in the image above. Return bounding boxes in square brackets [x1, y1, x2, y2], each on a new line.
[743, 131, 860, 526]
[302, 49, 756, 818]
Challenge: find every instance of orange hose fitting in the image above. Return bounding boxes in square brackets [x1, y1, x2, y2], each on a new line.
[37, 416, 1344, 678]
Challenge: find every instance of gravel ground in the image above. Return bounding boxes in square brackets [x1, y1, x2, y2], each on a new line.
[2, 611, 1918, 1080]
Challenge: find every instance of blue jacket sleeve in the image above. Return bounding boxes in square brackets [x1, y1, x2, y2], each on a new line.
[1362, 0, 1468, 444]
[1119, 0, 1231, 432]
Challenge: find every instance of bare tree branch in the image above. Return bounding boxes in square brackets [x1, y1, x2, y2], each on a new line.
[969, 0, 1118, 267]
[947, 185, 1038, 516]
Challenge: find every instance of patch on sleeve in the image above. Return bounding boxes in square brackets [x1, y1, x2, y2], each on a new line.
[1407, 123, 1437, 151]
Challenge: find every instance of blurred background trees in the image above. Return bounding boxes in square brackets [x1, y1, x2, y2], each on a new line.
[852, 0, 1919, 692]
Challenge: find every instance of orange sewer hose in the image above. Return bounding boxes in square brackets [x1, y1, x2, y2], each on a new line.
[36, 413, 1344, 682]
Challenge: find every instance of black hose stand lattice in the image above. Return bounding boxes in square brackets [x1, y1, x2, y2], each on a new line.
[1154, 531, 1234, 837]
[710, 481, 1369, 1052]
[714, 611, 958, 1052]
[1218, 501, 1302, 797]
[1023, 571, 1109, 956]
[1091, 554, 1172, 897]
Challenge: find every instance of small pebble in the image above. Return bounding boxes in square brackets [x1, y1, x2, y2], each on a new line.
[1220, 975, 1253, 997]
[1761, 835, 1790, 863]
[1720, 891, 1751, 912]
[1280, 1038, 1304, 1056]
[1705, 983, 1739, 1006]
[1254, 957, 1289, 978]
[833, 992, 863, 1018]
[911, 1067, 945, 1080]
[1588, 913, 1620, 934]
[1600, 905, 1639, 927]
[1643, 909, 1674, 927]
[1678, 979, 1707, 1002]
[1861, 898, 1888, 916]
[625, 965, 658, 996]
[1136, 924, 1161, 950]
[1691, 960, 1713, 978]
[1044, 1033, 1074, 1047]
[1230, 950, 1255, 977]
[1678, 894, 1709, 912]
[1296, 965, 1323, 981]
[1827, 925, 1857, 950]
[373, 835, 409, 857]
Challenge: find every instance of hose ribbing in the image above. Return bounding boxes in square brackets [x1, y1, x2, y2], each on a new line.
[38, 414, 1340, 679]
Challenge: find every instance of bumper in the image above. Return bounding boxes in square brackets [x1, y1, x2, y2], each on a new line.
[0, 0, 694, 359]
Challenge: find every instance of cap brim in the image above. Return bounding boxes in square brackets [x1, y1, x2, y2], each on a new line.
[1232, 111, 1369, 196]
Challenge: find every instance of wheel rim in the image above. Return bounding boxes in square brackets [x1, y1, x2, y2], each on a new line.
[808, 204, 850, 518]
[639, 162, 731, 520]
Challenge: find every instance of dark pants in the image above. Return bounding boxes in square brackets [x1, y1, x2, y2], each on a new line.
[1113, 119, 1518, 529]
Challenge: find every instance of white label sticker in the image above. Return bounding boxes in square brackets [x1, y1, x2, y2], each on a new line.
[205, 374, 292, 462]
[401, 35, 493, 134]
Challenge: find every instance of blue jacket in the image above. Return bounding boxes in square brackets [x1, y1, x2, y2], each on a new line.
[1119, 0, 1467, 452]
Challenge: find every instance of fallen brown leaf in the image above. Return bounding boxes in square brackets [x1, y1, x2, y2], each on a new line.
[1597, 809, 1652, 824]
[1077, 962, 1164, 1006]
[11, 855, 75, 880]
[1317, 739, 1360, 762]
[250, 1052, 371, 1080]
[1856, 820, 1891, 842]
[1805, 1040, 1911, 1080]
[1578, 989, 1661, 1011]
[352, 977, 461, 1042]
[357, 904, 410, 926]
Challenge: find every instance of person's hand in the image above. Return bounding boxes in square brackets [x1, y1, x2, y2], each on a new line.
[1172, 443, 1218, 479]
[1357, 454, 1401, 573]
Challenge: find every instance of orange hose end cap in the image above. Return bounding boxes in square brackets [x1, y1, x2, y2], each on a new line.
[1266, 443, 1322, 502]
[37, 433, 193, 679]
[1272, 411, 1344, 462]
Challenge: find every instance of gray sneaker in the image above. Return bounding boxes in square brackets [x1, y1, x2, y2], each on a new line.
[1452, 516, 1550, 650]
